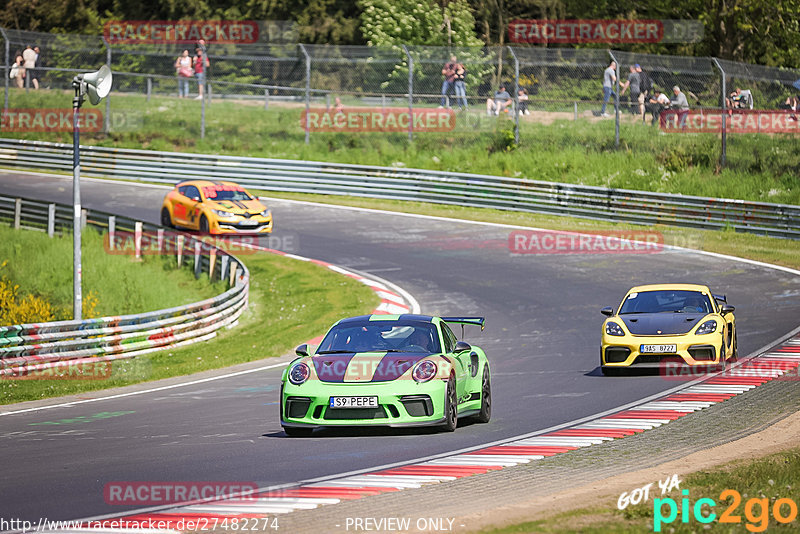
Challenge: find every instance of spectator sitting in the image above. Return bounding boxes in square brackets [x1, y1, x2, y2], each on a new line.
[779, 95, 799, 120]
[486, 85, 513, 116]
[517, 88, 530, 115]
[727, 88, 753, 109]
[646, 89, 671, 126]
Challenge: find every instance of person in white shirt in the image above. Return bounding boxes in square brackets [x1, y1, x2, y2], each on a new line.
[646, 89, 671, 125]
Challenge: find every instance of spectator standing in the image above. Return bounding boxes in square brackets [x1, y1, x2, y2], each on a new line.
[22, 45, 37, 89]
[600, 60, 617, 117]
[193, 45, 210, 100]
[334, 97, 344, 113]
[670, 85, 690, 128]
[517, 88, 530, 115]
[486, 85, 512, 115]
[175, 49, 192, 98]
[636, 64, 652, 122]
[620, 65, 640, 116]
[10, 52, 25, 89]
[29, 46, 42, 89]
[453, 61, 468, 110]
[439, 55, 457, 108]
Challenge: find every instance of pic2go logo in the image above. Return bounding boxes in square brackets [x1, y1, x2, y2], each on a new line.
[654, 489, 799, 532]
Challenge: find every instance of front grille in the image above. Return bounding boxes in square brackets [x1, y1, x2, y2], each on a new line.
[605, 347, 631, 363]
[324, 407, 387, 420]
[400, 395, 433, 417]
[286, 397, 311, 418]
[634, 354, 665, 364]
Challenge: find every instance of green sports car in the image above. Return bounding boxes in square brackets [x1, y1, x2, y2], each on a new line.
[280, 314, 491, 437]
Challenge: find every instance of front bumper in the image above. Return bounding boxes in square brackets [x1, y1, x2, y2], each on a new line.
[601, 332, 724, 368]
[211, 216, 273, 234]
[281, 378, 448, 428]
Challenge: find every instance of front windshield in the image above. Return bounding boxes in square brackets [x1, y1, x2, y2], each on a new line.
[619, 290, 713, 314]
[202, 184, 253, 201]
[317, 321, 440, 354]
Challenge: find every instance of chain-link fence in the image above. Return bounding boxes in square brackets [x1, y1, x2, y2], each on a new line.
[2, 26, 800, 167]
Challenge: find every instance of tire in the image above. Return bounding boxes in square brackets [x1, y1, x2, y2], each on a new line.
[199, 215, 210, 234]
[732, 332, 739, 361]
[440, 375, 458, 432]
[719, 344, 728, 372]
[475, 365, 491, 423]
[160, 207, 173, 228]
[283, 426, 313, 438]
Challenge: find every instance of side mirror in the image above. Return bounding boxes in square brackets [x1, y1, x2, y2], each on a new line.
[454, 341, 471, 353]
[601, 307, 614, 317]
[721, 304, 735, 315]
[295, 343, 309, 357]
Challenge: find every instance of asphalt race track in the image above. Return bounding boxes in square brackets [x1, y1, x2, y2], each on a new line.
[2, 170, 800, 523]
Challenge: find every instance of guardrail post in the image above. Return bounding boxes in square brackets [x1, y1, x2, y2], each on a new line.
[264, 89, 269, 110]
[177, 234, 184, 266]
[146, 77, 152, 101]
[325, 93, 330, 109]
[209, 248, 216, 279]
[508, 46, 520, 145]
[229, 263, 237, 287]
[712, 57, 727, 167]
[221, 255, 229, 281]
[48, 204, 56, 237]
[13, 198, 21, 229]
[157, 228, 164, 254]
[108, 215, 115, 250]
[299, 44, 311, 145]
[134, 221, 142, 260]
[609, 50, 620, 148]
[574, 101, 578, 121]
[193, 240, 202, 278]
[81, 209, 87, 229]
[403, 45, 413, 142]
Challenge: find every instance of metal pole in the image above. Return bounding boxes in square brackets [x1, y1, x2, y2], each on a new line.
[299, 44, 311, 145]
[264, 89, 269, 109]
[609, 51, 620, 147]
[200, 44, 207, 139]
[712, 58, 727, 167]
[103, 38, 111, 135]
[146, 77, 152, 101]
[2, 27, 9, 113]
[403, 45, 413, 141]
[72, 79, 83, 320]
[508, 46, 520, 145]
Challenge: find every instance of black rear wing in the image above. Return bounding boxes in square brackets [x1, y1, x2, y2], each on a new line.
[713, 294, 727, 303]
[442, 317, 485, 331]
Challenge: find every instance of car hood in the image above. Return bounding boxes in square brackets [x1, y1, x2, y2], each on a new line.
[206, 199, 266, 215]
[312, 352, 432, 383]
[619, 313, 707, 335]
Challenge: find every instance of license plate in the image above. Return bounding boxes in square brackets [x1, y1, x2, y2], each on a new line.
[329, 396, 378, 408]
[640, 344, 677, 353]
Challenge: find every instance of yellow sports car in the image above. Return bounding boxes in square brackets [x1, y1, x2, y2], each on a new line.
[600, 284, 737, 375]
[161, 180, 273, 234]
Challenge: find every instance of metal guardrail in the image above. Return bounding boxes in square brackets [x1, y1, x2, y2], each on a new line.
[0, 193, 250, 376]
[1, 138, 799, 239]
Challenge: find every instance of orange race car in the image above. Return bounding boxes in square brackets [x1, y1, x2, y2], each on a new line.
[161, 180, 273, 234]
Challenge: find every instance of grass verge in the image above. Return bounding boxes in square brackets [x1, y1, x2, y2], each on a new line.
[5, 89, 800, 205]
[483, 446, 800, 533]
[0, 225, 224, 320]
[1, 247, 379, 404]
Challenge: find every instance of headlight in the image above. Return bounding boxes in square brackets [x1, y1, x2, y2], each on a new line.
[212, 209, 233, 218]
[695, 320, 717, 335]
[288, 362, 310, 385]
[412, 360, 437, 383]
[605, 322, 625, 336]
[261, 209, 271, 218]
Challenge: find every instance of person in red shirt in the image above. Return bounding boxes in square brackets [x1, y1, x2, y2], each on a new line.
[193, 46, 210, 100]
